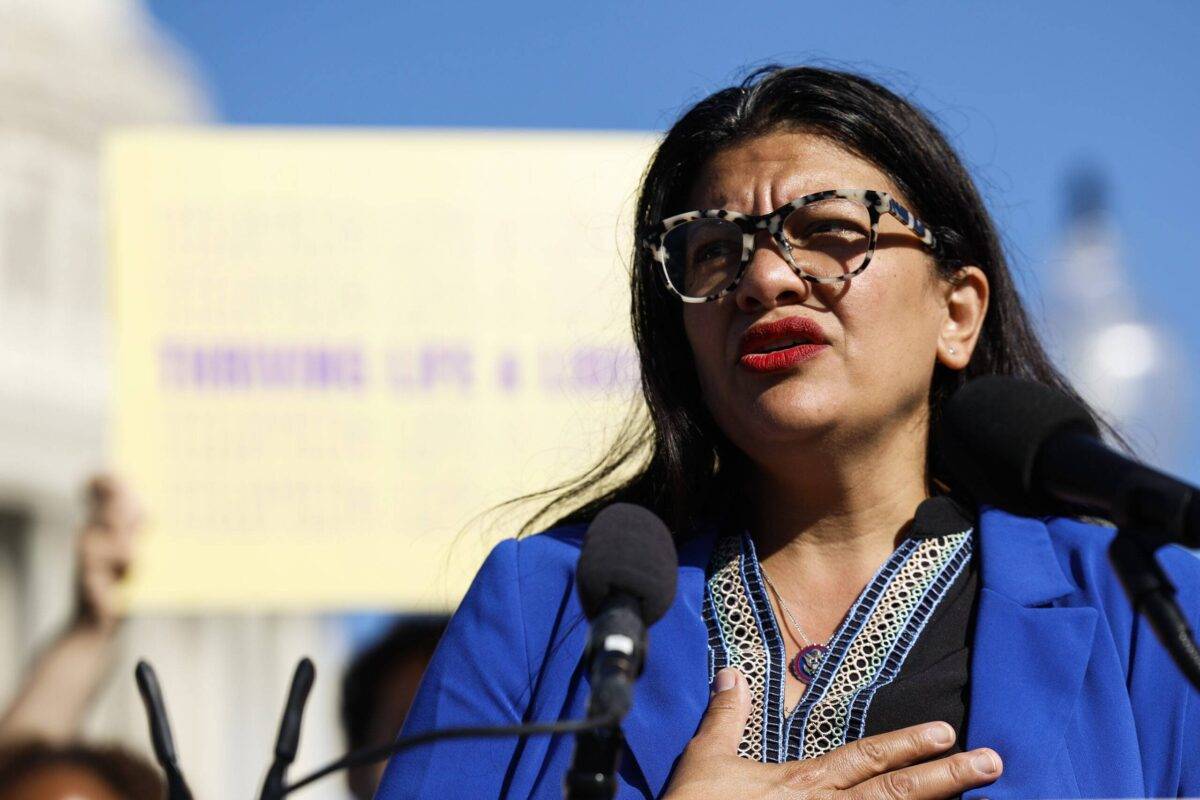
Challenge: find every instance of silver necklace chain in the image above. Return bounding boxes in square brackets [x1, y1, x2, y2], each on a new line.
[760, 568, 822, 648]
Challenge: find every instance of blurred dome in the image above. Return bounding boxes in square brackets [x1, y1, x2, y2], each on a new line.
[0, 0, 207, 129]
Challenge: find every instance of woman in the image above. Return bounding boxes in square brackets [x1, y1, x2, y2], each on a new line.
[376, 66, 1200, 799]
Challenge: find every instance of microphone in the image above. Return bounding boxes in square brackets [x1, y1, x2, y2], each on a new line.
[134, 661, 194, 800]
[938, 375, 1200, 546]
[259, 658, 316, 800]
[939, 376, 1200, 690]
[566, 503, 678, 799]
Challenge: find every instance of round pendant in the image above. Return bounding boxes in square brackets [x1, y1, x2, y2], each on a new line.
[789, 644, 827, 684]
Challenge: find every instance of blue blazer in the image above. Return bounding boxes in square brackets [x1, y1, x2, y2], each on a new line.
[376, 507, 1200, 799]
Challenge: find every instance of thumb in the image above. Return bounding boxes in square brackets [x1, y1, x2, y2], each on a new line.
[690, 667, 750, 756]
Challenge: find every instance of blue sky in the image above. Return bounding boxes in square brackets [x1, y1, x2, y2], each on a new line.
[146, 0, 1200, 474]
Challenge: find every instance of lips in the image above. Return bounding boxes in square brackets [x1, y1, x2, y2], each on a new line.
[738, 316, 829, 373]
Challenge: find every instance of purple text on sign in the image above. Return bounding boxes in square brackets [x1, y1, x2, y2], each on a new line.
[386, 343, 474, 394]
[159, 342, 366, 392]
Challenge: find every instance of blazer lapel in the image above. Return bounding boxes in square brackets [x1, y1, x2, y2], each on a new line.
[963, 508, 1099, 799]
[619, 528, 715, 796]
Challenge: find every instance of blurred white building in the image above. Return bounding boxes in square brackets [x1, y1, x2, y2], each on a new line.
[1044, 165, 1191, 471]
[0, 2, 352, 797]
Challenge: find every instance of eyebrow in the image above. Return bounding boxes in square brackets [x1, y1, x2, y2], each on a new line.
[690, 192, 861, 214]
[692, 185, 848, 213]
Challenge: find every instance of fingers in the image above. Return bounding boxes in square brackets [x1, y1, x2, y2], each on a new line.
[83, 474, 142, 574]
[686, 667, 751, 757]
[845, 747, 1003, 800]
[86, 474, 144, 535]
[78, 526, 133, 579]
[76, 529, 130, 626]
[815, 722, 958, 789]
[75, 474, 143, 627]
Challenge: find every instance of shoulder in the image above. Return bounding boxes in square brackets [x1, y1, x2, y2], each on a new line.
[477, 522, 588, 598]
[1007, 512, 1200, 664]
[518, 521, 588, 566]
[977, 506, 1200, 629]
[457, 523, 591, 669]
[448, 523, 588, 635]
[1039, 514, 1200, 606]
[415, 523, 591, 706]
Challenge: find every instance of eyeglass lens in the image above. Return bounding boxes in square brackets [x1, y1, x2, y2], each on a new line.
[663, 198, 872, 298]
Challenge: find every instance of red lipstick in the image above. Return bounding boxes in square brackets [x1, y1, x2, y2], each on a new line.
[738, 316, 829, 373]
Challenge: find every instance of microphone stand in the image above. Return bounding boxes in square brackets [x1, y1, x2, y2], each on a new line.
[134, 662, 194, 800]
[259, 659, 316, 800]
[564, 598, 645, 800]
[1110, 528, 1200, 691]
[1108, 473, 1200, 692]
[564, 708, 626, 800]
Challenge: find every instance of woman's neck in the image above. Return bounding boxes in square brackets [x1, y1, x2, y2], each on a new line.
[745, 423, 930, 598]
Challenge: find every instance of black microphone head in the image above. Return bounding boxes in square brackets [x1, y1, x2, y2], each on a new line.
[134, 660, 179, 766]
[938, 376, 1099, 513]
[274, 657, 315, 761]
[576, 503, 678, 626]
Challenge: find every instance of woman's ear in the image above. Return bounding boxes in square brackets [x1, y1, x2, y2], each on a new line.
[936, 266, 989, 370]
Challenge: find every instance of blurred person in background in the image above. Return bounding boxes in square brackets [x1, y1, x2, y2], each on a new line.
[340, 616, 448, 800]
[0, 476, 162, 799]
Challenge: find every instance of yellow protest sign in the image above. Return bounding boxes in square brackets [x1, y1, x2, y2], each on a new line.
[105, 128, 658, 611]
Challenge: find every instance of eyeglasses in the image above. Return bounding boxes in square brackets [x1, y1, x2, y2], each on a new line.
[642, 188, 939, 303]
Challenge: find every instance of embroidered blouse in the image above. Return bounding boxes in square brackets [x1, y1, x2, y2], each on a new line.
[703, 496, 978, 763]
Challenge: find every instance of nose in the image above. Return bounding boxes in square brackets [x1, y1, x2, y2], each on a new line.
[733, 230, 808, 313]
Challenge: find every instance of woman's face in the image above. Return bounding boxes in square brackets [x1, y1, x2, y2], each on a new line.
[681, 131, 972, 468]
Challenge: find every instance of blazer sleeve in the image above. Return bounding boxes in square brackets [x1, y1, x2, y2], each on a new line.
[375, 538, 531, 799]
[1161, 544, 1200, 796]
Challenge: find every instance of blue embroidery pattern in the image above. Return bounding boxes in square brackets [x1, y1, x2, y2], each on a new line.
[703, 529, 973, 762]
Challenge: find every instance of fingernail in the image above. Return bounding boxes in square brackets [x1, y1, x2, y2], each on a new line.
[713, 668, 737, 693]
[972, 750, 998, 775]
[925, 722, 954, 745]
